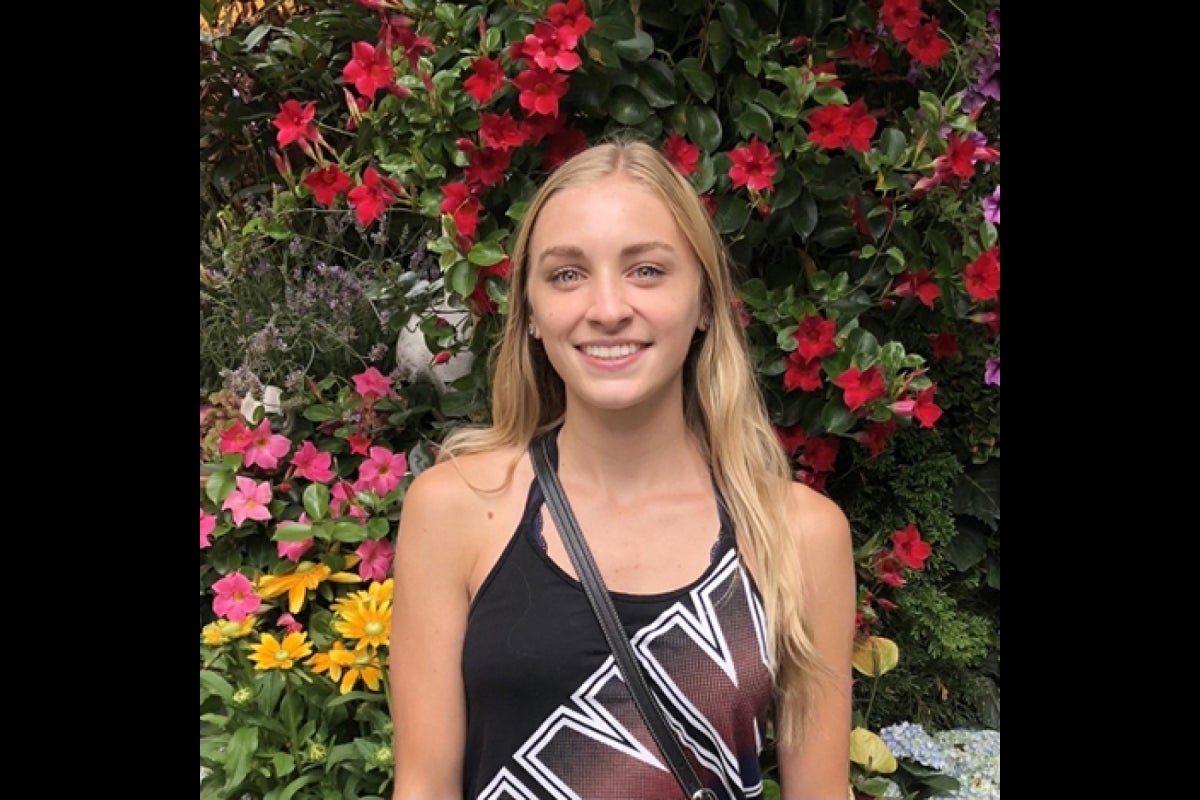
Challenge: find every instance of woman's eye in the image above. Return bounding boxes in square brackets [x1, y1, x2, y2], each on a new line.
[550, 268, 582, 284]
[632, 264, 664, 279]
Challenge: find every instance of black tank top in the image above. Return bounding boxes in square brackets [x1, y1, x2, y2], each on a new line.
[461, 439, 775, 800]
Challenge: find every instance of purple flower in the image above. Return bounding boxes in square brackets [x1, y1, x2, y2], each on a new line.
[984, 357, 1000, 387]
[983, 184, 1000, 225]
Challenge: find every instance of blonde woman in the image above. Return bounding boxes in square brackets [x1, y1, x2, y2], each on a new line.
[390, 135, 855, 800]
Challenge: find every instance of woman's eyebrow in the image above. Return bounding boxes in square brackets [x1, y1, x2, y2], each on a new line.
[536, 241, 676, 265]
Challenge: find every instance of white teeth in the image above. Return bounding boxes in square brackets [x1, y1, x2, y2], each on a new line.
[581, 344, 641, 359]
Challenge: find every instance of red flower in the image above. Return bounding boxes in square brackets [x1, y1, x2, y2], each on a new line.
[806, 104, 851, 150]
[783, 353, 823, 392]
[843, 99, 878, 152]
[793, 315, 838, 362]
[798, 434, 840, 473]
[513, 67, 569, 116]
[890, 524, 932, 570]
[541, 126, 587, 170]
[872, 554, 906, 587]
[893, 268, 941, 309]
[271, 100, 319, 148]
[469, 257, 511, 315]
[521, 113, 563, 145]
[378, 14, 435, 69]
[465, 146, 513, 189]
[911, 386, 943, 429]
[775, 423, 806, 456]
[440, 182, 483, 240]
[347, 167, 400, 226]
[963, 246, 1000, 301]
[479, 112, 527, 151]
[927, 331, 959, 360]
[879, 0, 923, 42]
[906, 20, 949, 67]
[855, 420, 896, 458]
[727, 137, 778, 192]
[524, 21, 582, 72]
[833, 365, 887, 412]
[346, 432, 372, 456]
[664, 132, 700, 177]
[699, 193, 717, 217]
[463, 56, 506, 105]
[547, 0, 594, 37]
[303, 165, 352, 207]
[342, 41, 396, 98]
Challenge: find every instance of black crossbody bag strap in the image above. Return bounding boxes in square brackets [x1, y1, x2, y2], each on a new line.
[531, 434, 717, 800]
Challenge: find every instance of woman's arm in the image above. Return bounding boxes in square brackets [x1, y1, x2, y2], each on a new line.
[389, 463, 473, 800]
[775, 483, 857, 800]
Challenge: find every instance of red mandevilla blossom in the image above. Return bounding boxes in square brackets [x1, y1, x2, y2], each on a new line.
[547, 0, 594, 37]
[907, 20, 949, 67]
[855, 420, 896, 458]
[378, 14, 435, 68]
[879, 0, 923, 42]
[347, 167, 400, 227]
[842, 98, 878, 152]
[727, 137, 778, 192]
[342, 41, 396, 98]
[346, 433, 372, 457]
[794, 315, 839, 362]
[465, 146, 513, 189]
[783, 352, 823, 392]
[303, 165, 352, 208]
[352, 366, 392, 401]
[290, 441, 335, 483]
[440, 182, 483, 240]
[524, 21, 582, 72]
[513, 67, 569, 116]
[833, 365, 887, 411]
[806, 103, 851, 150]
[963, 245, 1000, 301]
[911, 385, 943, 428]
[891, 523, 933, 570]
[893, 267, 941, 309]
[470, 257, 512, 315]
[798, 434, 840, 473]
[928, 331, 959, 360]
[479, 112, 528, 151]
[664, 132, 700, 176]
[272, 99, 319, 148]
[464, 56, 506, 105]
[775, 423, 806, 457]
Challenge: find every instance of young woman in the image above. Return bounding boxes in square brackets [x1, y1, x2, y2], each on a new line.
[389, 136, 856, 800]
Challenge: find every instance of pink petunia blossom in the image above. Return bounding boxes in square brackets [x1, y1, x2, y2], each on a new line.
[243, 418, 292, 471]
[355, 446, 408, 496]
[222, 476, 274, 527]
[212, 571, 261, 622]
[356, 538, 394, 582]
[200, 509, 217, 549]
[291, 441, 335, 482]
[277, 613, 304, 633]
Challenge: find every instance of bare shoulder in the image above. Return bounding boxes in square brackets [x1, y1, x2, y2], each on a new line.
[784, 479, 851, 548]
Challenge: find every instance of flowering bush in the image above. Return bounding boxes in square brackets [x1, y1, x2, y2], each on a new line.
[200, 0, 1000, 796]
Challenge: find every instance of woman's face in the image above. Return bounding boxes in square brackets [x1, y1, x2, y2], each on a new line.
[526, 172, 707, 415]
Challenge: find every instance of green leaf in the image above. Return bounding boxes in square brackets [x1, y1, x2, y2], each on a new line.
[444, 259, 478, 300]
[675, 57, 715, 101]
[714, 194, 752, 234]
[274, 522, 313, 542]
[685, 104, 723, 152]
[303, 482, 330, 521]
[223, 726, 258, 790]
[366, 516, 391, 539]
[735, 103, 773, 142]
[952, 460, 1000, 526]
[274, 773, 318, 800]
[467, 241, 506, 266]
[788, 190, 819, 239]
[332, 520, 368, 543]
[705, 21, 732, 72]
[820, 400, 856, 435]
[199, 670, 234, 703]
[879, 127, 906, 162]
[945, 524, 987, 571]
[613, 29, 654, 62]
[591, 10, 637, 41]
[716, 1, 752, 45]
[608, 85, 653, 125]
[635, 59, 677, 108]
[205, 470, 235, 506]
[301, 404, 337, 422]
[802, 0, 833, 35]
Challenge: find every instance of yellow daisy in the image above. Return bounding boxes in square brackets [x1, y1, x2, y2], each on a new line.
[257, 561, 360, 614]
[248, 631, 313, 671]
[338, 645, 383, 694]
[306, 639, 355, 683]
[201, 615, 258, 646]
[333, 593, 391, 649]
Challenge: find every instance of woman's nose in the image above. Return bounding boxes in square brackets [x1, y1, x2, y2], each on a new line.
[583, 274, 633, 326]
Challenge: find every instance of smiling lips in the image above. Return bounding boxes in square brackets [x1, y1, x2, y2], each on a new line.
[579, 343, 645, 360]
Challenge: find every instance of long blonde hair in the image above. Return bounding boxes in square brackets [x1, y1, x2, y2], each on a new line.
[438, 133, 825, 744]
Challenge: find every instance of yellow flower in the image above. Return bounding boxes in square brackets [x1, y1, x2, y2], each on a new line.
[333, 592, 391, 649]
[852, 635, 899, 677]
[248, 631, 313, 671]
[306, 640, 355, 683]
[201, 616, 258, 646]
[257, 561, 360, 614]
[337, 645, 383, 694]
[849, 727, 897, 774]
[330, 577, 393, 615]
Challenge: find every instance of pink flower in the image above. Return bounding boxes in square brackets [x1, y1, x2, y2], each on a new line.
[200, 509, 217, 549]
[352, 366, 393, 401]
[219, 420, 252, 456]
[890, 523, 932, 570]
[276, 514, 313, 561]
[727, 137, 778, 192]
[212, 571, 261, 622]
[356, 538, 394, 582]
[243, 418, 292, 471]
[291, 441, 335, 482]
[222, 476, 274, 527]
[277, 613, 304, 633]
[356, 446, 408, 496]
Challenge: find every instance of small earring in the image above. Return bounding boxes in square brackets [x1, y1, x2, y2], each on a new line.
[700, 314, 712, 331]
[528, 322, 537, 337]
